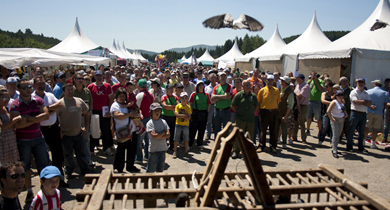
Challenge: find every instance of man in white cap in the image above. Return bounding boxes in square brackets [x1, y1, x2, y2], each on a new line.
[257, 74, 280, 154]
[277, 76, 294, 148]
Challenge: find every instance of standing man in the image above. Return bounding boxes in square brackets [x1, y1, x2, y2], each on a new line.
[364, 79, 390, 149]
[306, 71, 324, 137]
[136, 79, 154, 162]
[347, 78, 371, 153]
[5, 77, 19, 108]
[57, 84, 91, 178]
[257, 74, 281, 154]
[211, 71, 232, 138]
[292, 74, 310, 143]
[32, 76, 68, 187]
[205, 73, 217, 140]
[104, 69, 116, 86]
[247, 68, 264, 89]
[277, 76, 294, 149]
[231, 79, 259, 158]
[339, 77, 353, 140]
[88, 70, 115, 156]
[29, 67, 52, 93]
[9, 79, 50, 202]
[111, 73, 127, 95]
[0, 161, 25, 210]
[181, 72, 196, 97]
[52, 71, 67, 99]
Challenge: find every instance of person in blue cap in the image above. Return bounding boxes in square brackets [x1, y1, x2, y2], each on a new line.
[30, 166, 63, 210]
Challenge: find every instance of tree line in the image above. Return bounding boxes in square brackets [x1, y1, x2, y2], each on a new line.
[0, 28, 61, 49]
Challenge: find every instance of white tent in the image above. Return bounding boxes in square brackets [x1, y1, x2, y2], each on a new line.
[0, 48, 109, 69]
[132, 51, 147, 62]
[259, 12, 331, 75]
[180, 55, 187, 60]
[180, 53, 197, 65]
[49, 18, 100, 54]
[299, 0, 390, 83]
[122, 42, 134, 59]
[216, 40, 244, 68]
[109, 39, 129, 59]
[197, 48, 215, 62]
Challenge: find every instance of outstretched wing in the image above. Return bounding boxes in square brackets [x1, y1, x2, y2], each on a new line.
[370, 19, 389, 31]
[203, 13, 232, 29]
[242, 14, 264, 31]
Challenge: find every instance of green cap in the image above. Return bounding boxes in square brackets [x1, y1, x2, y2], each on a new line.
[138, 79, 147, 88]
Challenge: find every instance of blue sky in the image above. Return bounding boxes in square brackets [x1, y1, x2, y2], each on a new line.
[1, 0, 380, 52]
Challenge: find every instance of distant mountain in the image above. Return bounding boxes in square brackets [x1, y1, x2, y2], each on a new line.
[166, 44, 217, 53]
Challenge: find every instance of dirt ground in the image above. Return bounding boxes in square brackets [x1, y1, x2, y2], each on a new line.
[18, 125, 390, 209]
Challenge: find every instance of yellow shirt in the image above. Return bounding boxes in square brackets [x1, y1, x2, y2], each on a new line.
[175, 103, 192, 126]
[257, 86, 281, 110]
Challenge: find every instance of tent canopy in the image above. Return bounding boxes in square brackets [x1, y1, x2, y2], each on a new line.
[197, 48, 215, 62]
[49, 18, 100, 54]
[0, 48, 109, 69]
[216, 40, 244, 63]
[180, 53, 197, 65]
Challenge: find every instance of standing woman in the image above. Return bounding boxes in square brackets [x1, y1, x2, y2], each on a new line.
[327, 90, 348, 158]
[111, 87, 140, 173]
[0, 87, 22, 164]
[189, 81, 211, 149]
[318, 81, 335, 145]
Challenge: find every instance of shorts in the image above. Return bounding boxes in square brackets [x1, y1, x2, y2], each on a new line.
[307, 100, 322, 121]
[17, 137, 50, 172]
[174, 125, 189, 142]
[366, 113, 383, 130]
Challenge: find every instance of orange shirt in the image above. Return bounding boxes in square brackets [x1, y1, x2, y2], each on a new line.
[248, 76, 264, 89]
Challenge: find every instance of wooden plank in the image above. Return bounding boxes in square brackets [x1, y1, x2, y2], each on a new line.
[86, 169, 112, 210]
[320, 164, 390, 210]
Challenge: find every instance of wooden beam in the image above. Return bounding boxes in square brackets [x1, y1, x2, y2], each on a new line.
[85, 169, 112, 210]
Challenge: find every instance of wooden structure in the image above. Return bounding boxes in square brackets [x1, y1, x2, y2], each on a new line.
[75, 122, 390, 209]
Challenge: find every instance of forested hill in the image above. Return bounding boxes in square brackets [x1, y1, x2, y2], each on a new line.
[0, 28, 60, 49]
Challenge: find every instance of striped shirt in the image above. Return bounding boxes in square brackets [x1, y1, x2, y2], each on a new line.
[30, 189, 62, 210]
[9, 96, 44, 140]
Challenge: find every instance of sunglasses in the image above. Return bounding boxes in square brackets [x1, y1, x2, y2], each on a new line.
[20, 85, 32, 90]
[8, 173, 26, 179]
[181, 96, 188, 99]
[84, 79, 91, 81]
[0, 96, 10, 101]
[76, 77, 84, 80]
[182, 77, 189, 79]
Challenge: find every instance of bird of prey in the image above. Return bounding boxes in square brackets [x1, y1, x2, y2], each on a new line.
[203, 13, 263, 32]
[370, 19, 389, 31]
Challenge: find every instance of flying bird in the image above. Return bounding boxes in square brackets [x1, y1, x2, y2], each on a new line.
[203, 13, 263, 32]
[370, 19, 389, 31]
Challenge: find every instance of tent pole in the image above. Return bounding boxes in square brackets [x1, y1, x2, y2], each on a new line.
[351, 49, 357, 86]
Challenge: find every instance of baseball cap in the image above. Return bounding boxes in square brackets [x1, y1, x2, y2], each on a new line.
[150, 103, 162, 111]
[297, 74, 305, 80]
[55, 71, 65, 79]
[371, 79, 382, 85]
[266, 74, 274, 80]
[196, 80, 204, 85]
[94, 70, 103, 76]
[138, 79, 147, 88]
[339, 76, 348, 82]
[335, 90, 344, 96]
[6, 77, 18, 84]
[357, 78, 365, 83]
[150, 78, 161, 85]
[166, 83, 175, 89]
[180, 92, 188, 98]
[40, 166, 64, 180]
[218, 71, 227, 76]
[280, 76, 291, 84]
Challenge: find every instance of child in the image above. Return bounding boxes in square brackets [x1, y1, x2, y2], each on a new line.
[173, 92, 192, 158]
[30, 166, 63, 210]
[122, 81, 145, 135]
[146, 103, 170, 173]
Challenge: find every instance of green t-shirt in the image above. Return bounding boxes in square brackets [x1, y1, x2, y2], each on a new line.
[214, 84, 232, 109]
[231, 91, 259, 123]
[309, 79, 324, 101]
[190, 93, 210, 110]
[161, 95, 178, 116]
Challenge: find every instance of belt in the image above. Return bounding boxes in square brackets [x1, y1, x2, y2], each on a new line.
[300, 104, 308, 106]
[216, 107, 230, 111]
[352, 110, 366, 114]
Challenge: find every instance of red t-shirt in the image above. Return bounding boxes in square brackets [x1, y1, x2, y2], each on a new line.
[230, 88, 240, 113]
[87, 83, 112, 111]
[127, 92, 138, 110]
[111, 83, 127, 95]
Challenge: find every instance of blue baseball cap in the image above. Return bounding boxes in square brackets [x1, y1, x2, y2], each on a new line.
[40, 166, 64, 180]
[6, 77, 18, 84]
[55, 71, 65, 79]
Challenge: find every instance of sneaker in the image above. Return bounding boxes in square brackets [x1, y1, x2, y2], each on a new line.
[185, 152, 190, 158]
[318, 141, 323, 146]
[105, 148, 114, 156]
[127, 166, 141, 173]
[332, 151, 339, 158]
[88, 161, 96, 166]
[173, 152, 177, 159]
[360, 149, 369, 154]
[110, 145, 117, 151]
[277, 137, 281, 144]
[302, 140, 307, 144]
[370, 144, 378, 149]
[287, 138, 293, 145]
[25, 190, 34, 203]
[198, 145, 204, 149]
[231, 152, 238, 159]
[282, 144, 287, 149]
[270, 147, 278, 154]
[306, 130, 311, 136]
[365, 139, 372, 144]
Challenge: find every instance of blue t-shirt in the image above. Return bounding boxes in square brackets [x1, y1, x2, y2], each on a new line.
[52, 82, 63, 99]
[367, 86, 390, 115]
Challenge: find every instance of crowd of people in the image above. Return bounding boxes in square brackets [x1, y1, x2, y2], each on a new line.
[0, 63, 389, 209]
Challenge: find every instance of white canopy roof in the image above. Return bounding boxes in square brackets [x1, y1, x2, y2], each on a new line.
[180, 55, 187, 60]
[132, 51, 147, 62]
[121, 42, 134, 59]
[180, 53, 197, 65]
[49, 18, 100, 54]
[300, 0, 390, 59]
[259, 12, 331, 61]
[109, 39, 134, 59]
[235, 25, 286, 62]
[0, 48, 109, 69]
[216, 40, 244, 62]
[197, 48, 215, 62]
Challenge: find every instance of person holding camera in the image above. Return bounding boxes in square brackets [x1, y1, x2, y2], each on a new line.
[306, 71, 324, 138]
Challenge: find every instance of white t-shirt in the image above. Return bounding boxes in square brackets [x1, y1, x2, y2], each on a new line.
[110, 101, 129, 130]
[32, 91, 58, 126]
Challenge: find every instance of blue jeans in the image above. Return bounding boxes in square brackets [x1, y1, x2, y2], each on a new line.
[136, 117, 150, 161]
[347, 111, 367, 151]
[81, 117, 91, 163]
[174, 125, 190, 142]
[146, 151, 166, 173]
[383, 109, 390, 140]
[17, 137, 50, 172]
[62, 133, 90, 175]
[206, 104, 215, 138]
[254, 116, 261, 145]
[213, 108, 231, 138]
[319, 115, 332, 143]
